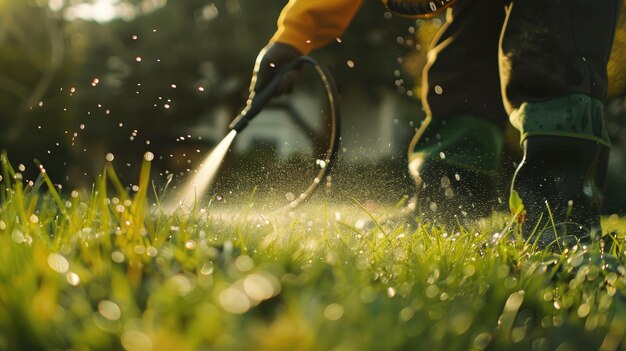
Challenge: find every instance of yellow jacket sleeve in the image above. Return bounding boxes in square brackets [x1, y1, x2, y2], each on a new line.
[270, 0, 363, 54]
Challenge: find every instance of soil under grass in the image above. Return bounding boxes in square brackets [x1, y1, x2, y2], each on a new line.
[1, 157, 626, 351]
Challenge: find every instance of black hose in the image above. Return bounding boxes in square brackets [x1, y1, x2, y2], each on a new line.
[229, 56, 341, 209]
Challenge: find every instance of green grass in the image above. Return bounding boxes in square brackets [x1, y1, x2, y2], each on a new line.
[1, 154, 626, 351]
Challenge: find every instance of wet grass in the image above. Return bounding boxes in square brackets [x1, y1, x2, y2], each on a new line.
[1, 154, 626, 351]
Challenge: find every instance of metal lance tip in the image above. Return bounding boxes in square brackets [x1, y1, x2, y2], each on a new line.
[229, 111, 249, 133]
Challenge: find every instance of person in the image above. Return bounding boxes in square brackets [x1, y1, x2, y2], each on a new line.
[246, 0, 621, 250]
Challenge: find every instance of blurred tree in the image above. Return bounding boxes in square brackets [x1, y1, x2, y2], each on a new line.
[0, 0, 77, 179]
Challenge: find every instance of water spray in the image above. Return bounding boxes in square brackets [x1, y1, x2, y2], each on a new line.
[167, 56, 341, 211]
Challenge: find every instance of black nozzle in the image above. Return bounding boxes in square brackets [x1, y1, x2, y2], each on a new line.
[229, 59, 303, 133]
[229, 111, 249, 133]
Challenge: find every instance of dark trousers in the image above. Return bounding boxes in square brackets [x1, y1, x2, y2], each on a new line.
[417, 0, 621, 169]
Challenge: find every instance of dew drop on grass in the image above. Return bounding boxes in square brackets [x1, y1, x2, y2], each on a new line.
[243, 273, 277, 301]
[184, 240, 196, 250]
[0, 220, 5, 230]
[473, 333, 492, 350]
[98, 300, 121, 321]
[219, 287, 250, 314]
[48, 253, 69, 273]
[577, 303, 591, 318]
[452, 311, 473, 335]
[29, 214, 38, 224]
[324, 303, 344, 321]
[105, 153, 114, 161]
[425, 285, 439, 298]
[235, 255, 254, 272]
[121, 330, 152, 351]
[354, 218, 366, 229]
[399, 307, 415, 321]
[11, 230, 25, 244]
[66, 272, 80, 286]
[200, 261, 214, 275]
[111, 251, 125, 263]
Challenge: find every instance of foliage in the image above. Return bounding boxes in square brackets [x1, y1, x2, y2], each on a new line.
[0, 155, 626, 350]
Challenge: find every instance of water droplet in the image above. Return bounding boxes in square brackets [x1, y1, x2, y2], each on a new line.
[98, 300, 121, 321]
[235, 256, 254, 272]
[243, 273, 278, 301]
[66, 272, 80, 286]
[473, 332, 492, 350]
[185, 240, 196, 250]
[200, 261, 214, 275]
[48, 253, 69, 273]
[324, 303, 344, 320]
[219, 287, 250, 314]
[441, 176, 450, 188]
[135, 56, 142, 62]
[11, 230, 24, 243]
[346, 60, 355, 68]
[111, 251, 125, 263]
[146, 247, 158, 257]
[429, 202, 438, 212]
[434, 85, 443, 95]
[144, 151, 154, 161]
[121, 330, 152, 351]
[105, 153, 115, 161]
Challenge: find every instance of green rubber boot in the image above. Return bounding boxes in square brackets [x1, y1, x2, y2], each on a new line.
[509, 94, 612, 250]
[511, 136, 609, 250]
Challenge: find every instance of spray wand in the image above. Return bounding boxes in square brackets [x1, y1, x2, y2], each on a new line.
[230, 56, 341, 209]
[170, 56, 340, 211]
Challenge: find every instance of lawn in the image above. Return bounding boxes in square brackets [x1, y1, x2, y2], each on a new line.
[1, 154, 626, 351]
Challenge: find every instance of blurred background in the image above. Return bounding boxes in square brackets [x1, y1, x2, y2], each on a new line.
[1, 0, 625, 212]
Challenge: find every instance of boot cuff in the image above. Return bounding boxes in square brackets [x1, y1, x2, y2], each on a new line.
[509, 94, 611, 147]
